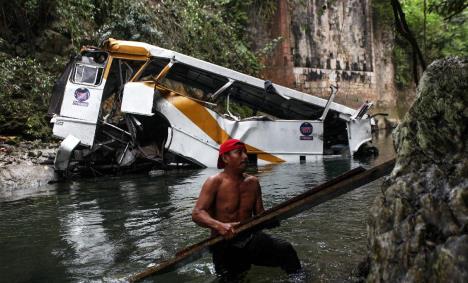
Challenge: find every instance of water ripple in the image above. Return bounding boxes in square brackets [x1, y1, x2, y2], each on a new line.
[0, 135, 395, 282]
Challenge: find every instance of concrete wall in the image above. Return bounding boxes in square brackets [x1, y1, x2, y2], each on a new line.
[255, 0, 396, 110]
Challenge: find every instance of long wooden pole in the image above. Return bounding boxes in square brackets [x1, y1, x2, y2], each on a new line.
[128, 159, 395, 282]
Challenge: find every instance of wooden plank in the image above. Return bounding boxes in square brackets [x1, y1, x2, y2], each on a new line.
[128, 159, 395, 282]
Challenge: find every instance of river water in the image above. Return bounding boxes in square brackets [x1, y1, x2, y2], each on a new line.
[0, 132, 394, 283]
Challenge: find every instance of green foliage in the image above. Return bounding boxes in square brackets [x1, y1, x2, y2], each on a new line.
[228, 101, 254, 119]
[401, 0, 467, 62]
[429, 0, 468, 19]
[149, 0, 269, 75]
[94, 1, 162, 43]
[0, 0, 281, 139]
[373, 0, 467, 88]
[397, 0, 467, 88]
[373, 0, 395, 28]
[66, 0, 276, 75]
[0, 1, 51, 54]
[0, 56, 55, 139]
[55, 0, 95, 46]
[216, 97, 254, 119]
[256, 37, 284, 57]
[2, 0, 275, 74]
[394, 44, 413, 88]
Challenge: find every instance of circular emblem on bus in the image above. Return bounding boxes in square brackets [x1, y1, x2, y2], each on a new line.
[74, 88, 90, 102]
[300, 122, 313, 136]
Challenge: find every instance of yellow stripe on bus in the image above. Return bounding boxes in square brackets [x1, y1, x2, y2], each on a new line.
[163, 92, 285, 164]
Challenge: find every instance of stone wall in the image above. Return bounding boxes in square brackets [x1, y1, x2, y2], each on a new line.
[255, 0, 396, 110]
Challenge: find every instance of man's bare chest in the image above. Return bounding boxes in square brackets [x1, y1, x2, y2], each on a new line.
[215, 183, 256, 213]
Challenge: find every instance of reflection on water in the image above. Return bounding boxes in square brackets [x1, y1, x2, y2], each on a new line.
[0, 132, 395, 282]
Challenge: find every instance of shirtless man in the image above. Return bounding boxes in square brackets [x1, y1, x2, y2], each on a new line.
[192, 139, 301, 280]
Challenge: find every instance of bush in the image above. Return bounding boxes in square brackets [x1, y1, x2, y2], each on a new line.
[0, 56, 55, 139]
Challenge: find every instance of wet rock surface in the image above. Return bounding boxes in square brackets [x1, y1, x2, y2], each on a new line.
[0, 139, 59, 196]
[365, 57, 468, 282]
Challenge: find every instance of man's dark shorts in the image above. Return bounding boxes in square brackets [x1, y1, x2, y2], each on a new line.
[210, 232, 301, 279]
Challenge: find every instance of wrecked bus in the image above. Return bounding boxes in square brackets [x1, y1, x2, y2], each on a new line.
[48, 38, 373, 174]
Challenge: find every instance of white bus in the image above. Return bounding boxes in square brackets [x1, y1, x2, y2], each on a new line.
[48, 39, 373, 174]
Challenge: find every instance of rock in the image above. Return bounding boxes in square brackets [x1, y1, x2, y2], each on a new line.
[35, 29, 73, 56]
[0, 143, 14, 154]
[0, 163, 58, 200]
[0, 141, 58, 197]
[365, 57, 468, 282]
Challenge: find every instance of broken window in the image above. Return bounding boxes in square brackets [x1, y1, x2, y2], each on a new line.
[74, 63, 102, 85]
[71, 53, 107, 86]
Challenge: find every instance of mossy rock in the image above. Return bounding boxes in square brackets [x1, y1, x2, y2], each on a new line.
[366, 57, 468, 283]
[393, 57, 468, 175]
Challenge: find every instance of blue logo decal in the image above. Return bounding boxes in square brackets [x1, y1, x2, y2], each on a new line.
[300, 122, 313, 136]
[74, 88, 90, 102]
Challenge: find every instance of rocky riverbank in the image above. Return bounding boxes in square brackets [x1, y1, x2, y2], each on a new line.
[362, 57, 468, 282]
[0, 138, 59, 199]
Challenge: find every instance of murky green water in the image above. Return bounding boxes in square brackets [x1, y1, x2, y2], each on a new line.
[0, 132, 394, 283]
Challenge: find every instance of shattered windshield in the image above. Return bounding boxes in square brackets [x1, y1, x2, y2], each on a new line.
[71, 53, 107, 86]
[74, 64, 100, 84]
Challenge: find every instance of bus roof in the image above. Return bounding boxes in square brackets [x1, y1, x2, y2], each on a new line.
[102, 38, 358, 118]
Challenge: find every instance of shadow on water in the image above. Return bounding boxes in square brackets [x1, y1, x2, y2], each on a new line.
[0, 132, 395, 283]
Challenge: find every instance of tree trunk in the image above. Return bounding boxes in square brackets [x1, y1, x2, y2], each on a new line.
[391, 0, 427, 85]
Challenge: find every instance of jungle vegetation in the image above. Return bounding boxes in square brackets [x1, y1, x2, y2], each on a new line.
[375, 0, 467, 87]
[0, 0, 466, 139]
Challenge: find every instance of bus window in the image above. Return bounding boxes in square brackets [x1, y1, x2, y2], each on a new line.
[71, 53, 107, 86]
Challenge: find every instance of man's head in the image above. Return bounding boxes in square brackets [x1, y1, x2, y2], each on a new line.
[217, 139, 248, 170]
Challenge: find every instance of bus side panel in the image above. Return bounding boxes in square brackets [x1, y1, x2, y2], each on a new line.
[59, 81, 106, 123]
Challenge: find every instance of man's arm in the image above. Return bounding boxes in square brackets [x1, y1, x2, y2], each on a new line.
[253, 177, 280, 229]
[192, 176, 238, 238]
[253, 178, 265, 215]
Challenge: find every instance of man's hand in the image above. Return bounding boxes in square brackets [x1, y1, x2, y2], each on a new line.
[216, 222, 240, 239]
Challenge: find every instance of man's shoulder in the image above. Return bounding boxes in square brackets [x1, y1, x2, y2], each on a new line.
[201, 174, 223, 193]
[205, 173, 224, 185]
[243, 173, 259, 184]
[206, 172, 230, 187]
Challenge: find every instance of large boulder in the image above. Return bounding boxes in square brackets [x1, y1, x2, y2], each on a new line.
[366, 57, 468, 282]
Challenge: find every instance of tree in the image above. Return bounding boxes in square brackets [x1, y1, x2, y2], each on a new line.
[391, 0, 427, 84]
[390, 0, 467, 87]
[429, 0, 468, 20]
